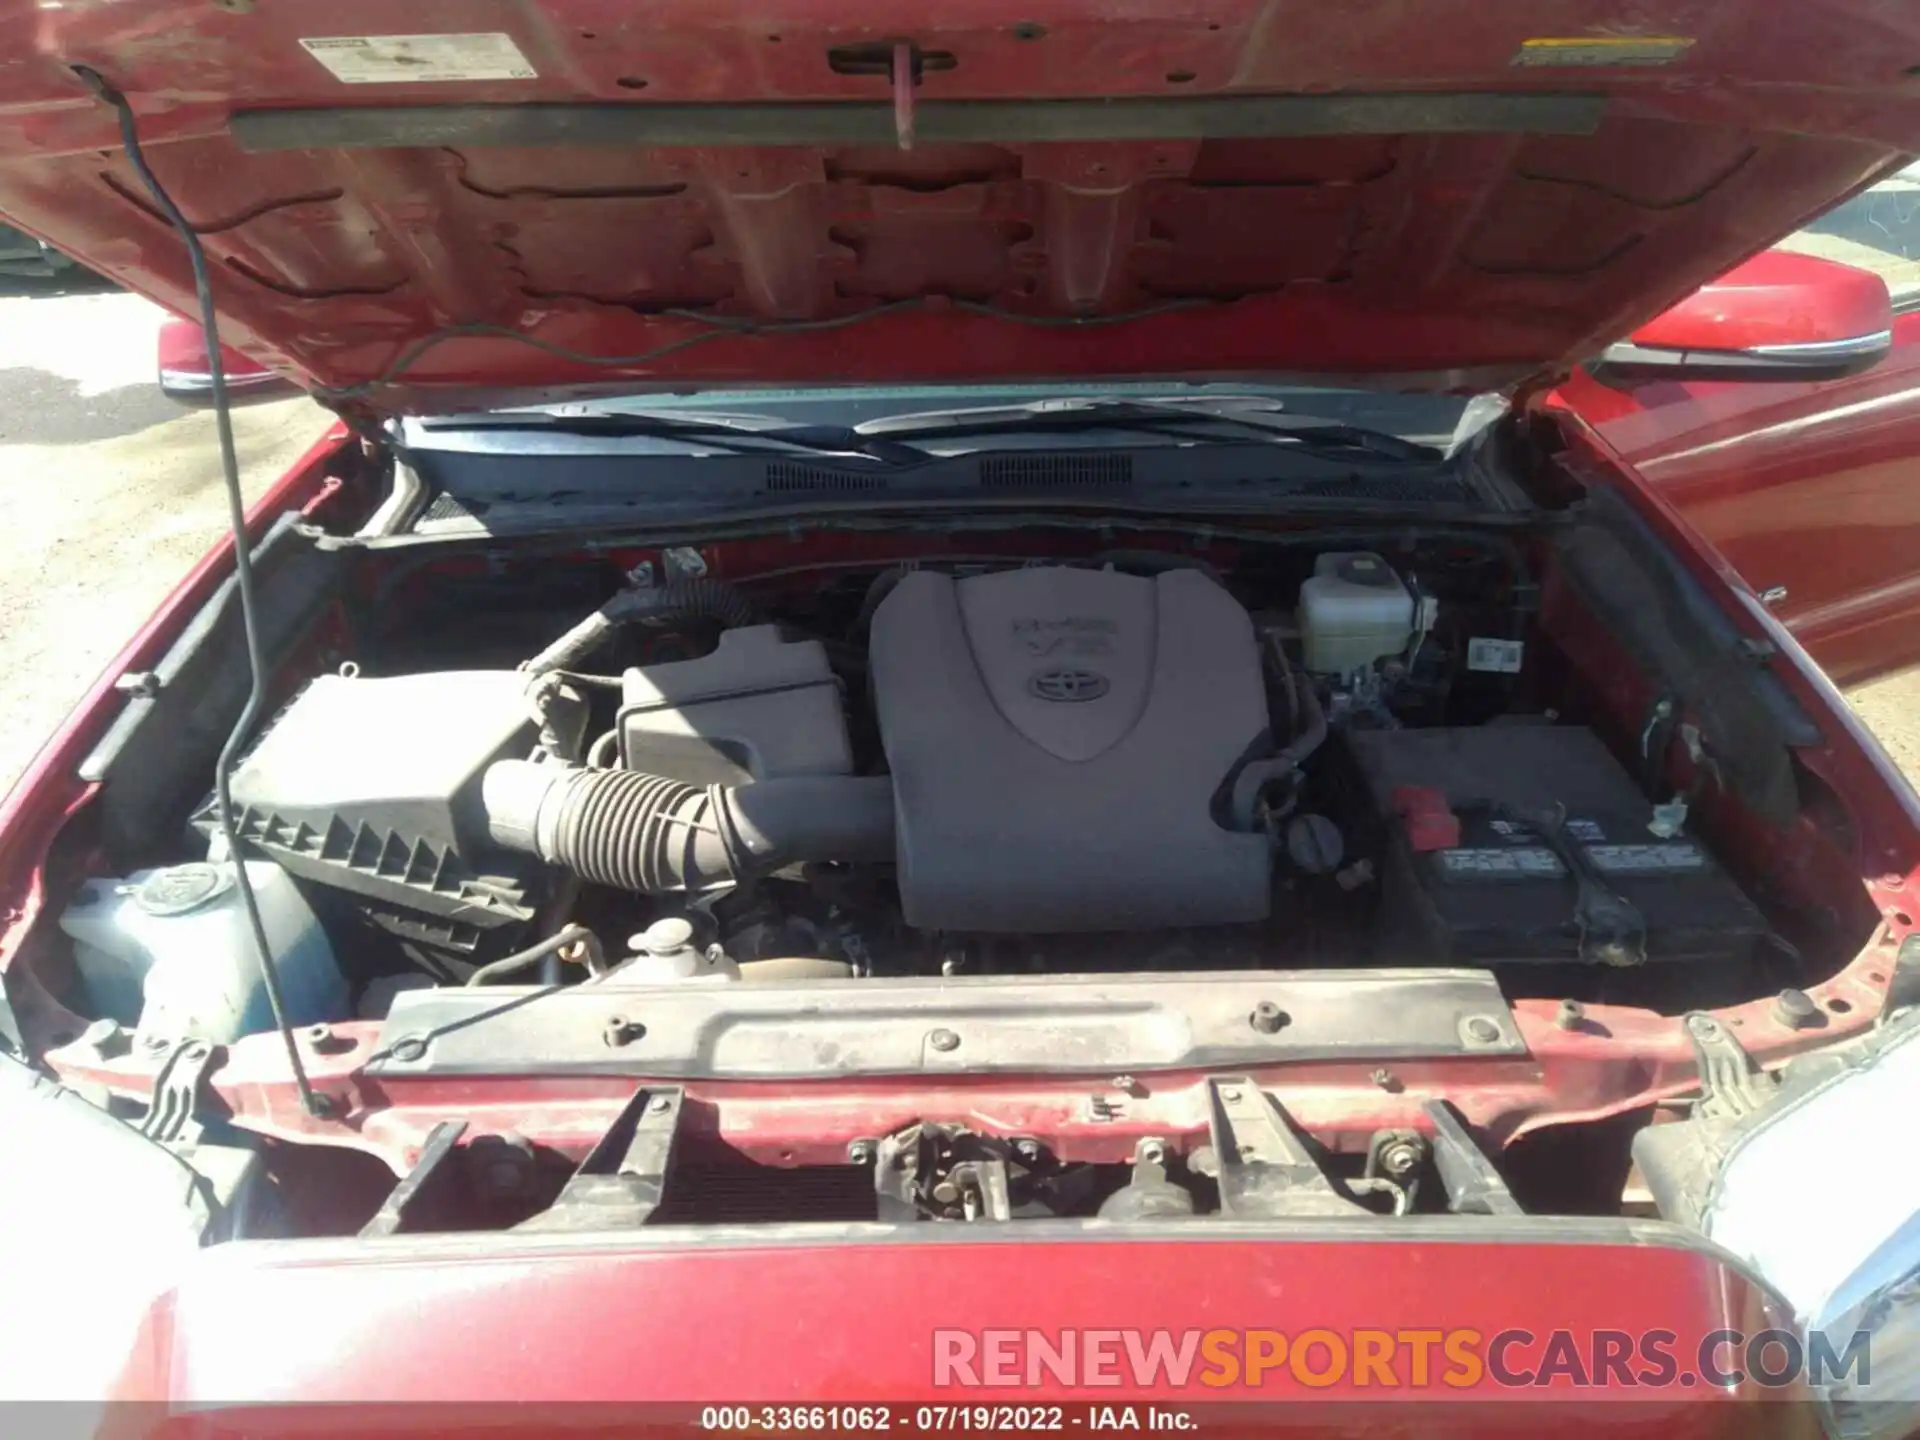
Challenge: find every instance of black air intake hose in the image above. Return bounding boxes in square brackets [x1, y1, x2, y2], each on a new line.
[482, 760, 895, 892]
[523, 578, 756, 677]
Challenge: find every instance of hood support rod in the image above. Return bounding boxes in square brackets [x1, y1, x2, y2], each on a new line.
[71, 64, 324, 1118]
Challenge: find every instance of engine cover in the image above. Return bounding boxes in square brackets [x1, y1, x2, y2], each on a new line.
[870, 566, 1272, 932]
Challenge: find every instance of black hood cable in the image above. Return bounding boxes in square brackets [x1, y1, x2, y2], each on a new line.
[73, 66, 324, 1117]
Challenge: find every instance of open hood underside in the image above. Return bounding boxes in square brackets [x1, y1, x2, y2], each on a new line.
[0, 2, 1917, 413]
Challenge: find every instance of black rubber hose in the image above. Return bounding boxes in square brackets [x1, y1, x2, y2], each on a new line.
[1227, 671, 1328, 830]
[523, 578, 756, 676]
[1273, 669, 1329, 772]
[465, 924, 607, 986]
[1263, 630, 1301, 745]
[482, 761, 895, 892]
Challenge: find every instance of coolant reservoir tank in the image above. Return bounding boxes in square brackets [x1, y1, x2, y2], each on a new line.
[1298, 552, 1415, 675]
[58, 862, 347, 1045]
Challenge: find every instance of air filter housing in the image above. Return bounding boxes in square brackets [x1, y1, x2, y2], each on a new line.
[216, 671, 542, 932]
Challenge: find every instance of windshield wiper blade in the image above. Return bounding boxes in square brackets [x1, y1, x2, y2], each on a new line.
[415, 398, 1443, 469]
[856, 398, 1442, 463]
[412, 411, 928, 464]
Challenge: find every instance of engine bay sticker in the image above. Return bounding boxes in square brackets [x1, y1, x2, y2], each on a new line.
[299, 34, 538, 84]
[1440, 847, 1564, 879]
[1512, 36, 1695, 68]
[1490, 816, 1606, 843]
[1437, 842, 1708, 880]
[1466, 637, 1525, 673]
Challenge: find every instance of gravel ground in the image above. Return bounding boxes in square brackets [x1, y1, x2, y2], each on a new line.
[0, 281, 327, 793]
[1842, 670, 1920, 783]
[0, 283, 1915, 801]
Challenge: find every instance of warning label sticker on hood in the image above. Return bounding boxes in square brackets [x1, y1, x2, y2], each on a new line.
[300, 34, 537, 84]
[1512, 35, 1695, 67]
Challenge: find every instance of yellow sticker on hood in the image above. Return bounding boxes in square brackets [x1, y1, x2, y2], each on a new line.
[1513, 36, 1696, 67]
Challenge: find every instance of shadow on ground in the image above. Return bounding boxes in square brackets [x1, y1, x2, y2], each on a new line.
[0, 367, 181, 444]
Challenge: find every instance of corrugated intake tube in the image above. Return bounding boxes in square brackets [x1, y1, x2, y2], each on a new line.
[522, 578, 757, 677]
[482, 760, 896, 892]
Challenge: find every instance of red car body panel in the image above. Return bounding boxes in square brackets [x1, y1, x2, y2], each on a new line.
[1, 0, 1920, 1421]
[5, 414, 1913, 1418]
[111, 1228, 1800, 1418]
[155, 314, 290, 405]
[0, 1, 1914, 411]
[1627, 250, 1895, 356]
[1558, 303, 1920, 686]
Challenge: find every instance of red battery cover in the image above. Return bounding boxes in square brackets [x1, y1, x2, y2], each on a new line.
[1391, 784, 1461, 852]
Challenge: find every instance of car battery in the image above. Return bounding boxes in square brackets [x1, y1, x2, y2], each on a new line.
[1343, 725, 1774, 967]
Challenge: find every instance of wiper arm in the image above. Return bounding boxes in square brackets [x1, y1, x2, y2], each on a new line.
[414, 398, 1442, 469]
[856, 398, 1442, 463]
[412, 411, 928, 465]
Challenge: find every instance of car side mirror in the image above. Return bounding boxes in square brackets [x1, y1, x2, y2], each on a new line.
[157, 316, 300, 408]
[1590, 250, 1894, 385]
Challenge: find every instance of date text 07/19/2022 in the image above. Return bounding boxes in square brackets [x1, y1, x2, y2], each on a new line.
[699, 1405, 1193, 1432]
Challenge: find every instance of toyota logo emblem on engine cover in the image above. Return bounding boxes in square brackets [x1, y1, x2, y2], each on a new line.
[1029, 667, 1110, 703]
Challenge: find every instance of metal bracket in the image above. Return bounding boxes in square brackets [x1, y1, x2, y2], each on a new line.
[1362, 1128, 1427, 1212]
[1639, 694, 1677, 791]
[0, 988, 24, 1060]
[517, 1086, 684, 1232]
[660, 545, 708, 581]
[1098, 1139, 1198, 1221]
[873, 1124, 1028, 1222]
[1683, 1013, 1776, 1120]
[873, 1124, 926, 1223]
[890, 41, 917, 150]
[362, 1119, 469, 1238]
[1206, 1078, 1366, 1218]
[948, 1158, 1013, 1222]
[1679, 723, 1725, 797]
[139, 1039, 219, 1144]
[374, 968, 1527, 1078]
[1882, 934, 1920, 1026]
[1421, 1100, 1522, 1216]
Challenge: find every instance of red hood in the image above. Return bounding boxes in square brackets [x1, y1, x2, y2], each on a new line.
[0, 1, 1916, 413]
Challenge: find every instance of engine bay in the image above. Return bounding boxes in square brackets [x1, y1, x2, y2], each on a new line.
[54, 527, 1834, 1053]
[21, 491, 1896, 1237]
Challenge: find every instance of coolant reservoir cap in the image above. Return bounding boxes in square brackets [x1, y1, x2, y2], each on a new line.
[635, 916, 697, 958]
[133, 863, 233, 917]
[1335, 554, 1398, 589]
